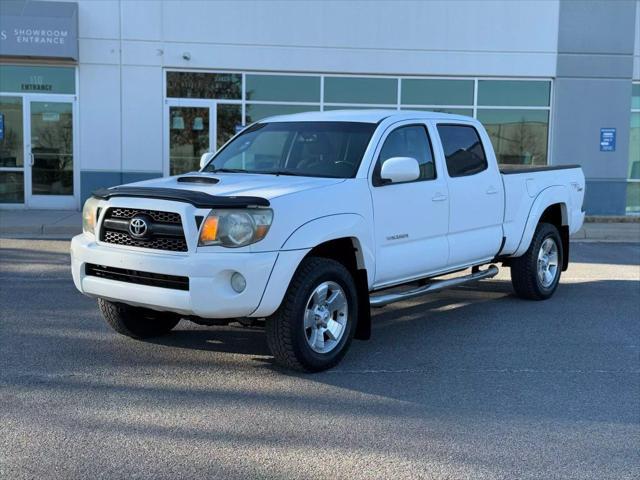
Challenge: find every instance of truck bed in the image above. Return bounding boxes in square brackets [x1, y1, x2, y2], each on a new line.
[500, 164, 581, 175]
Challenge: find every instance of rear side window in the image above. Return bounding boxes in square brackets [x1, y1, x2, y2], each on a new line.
[373, 125, 436, 186]
[437, 124, 488, 177]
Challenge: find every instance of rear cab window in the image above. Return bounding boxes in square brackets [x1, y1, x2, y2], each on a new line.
[373, 124, 436, 186]
[436, 124, 488, 178]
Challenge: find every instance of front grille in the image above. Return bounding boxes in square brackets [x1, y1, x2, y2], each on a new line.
[109, 208, 181, 224]
[99, 207, 187, 252]
[85, 263, 189, 291]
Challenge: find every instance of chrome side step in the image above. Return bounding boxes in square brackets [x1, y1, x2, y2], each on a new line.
[369, 265, 499, 308]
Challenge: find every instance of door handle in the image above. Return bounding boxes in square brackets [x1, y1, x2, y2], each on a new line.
[432, 193, 448, 202]
[29, 152, 35, 166]
[486, 186, 498, 195]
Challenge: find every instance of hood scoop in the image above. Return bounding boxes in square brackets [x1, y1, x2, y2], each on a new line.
[177, 176, 220, 185]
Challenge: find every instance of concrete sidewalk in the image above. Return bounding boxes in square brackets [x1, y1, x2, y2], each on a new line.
[1, 209, 639, 242]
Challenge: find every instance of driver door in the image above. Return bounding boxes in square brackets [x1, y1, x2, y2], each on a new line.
[370, 122, 450, 287]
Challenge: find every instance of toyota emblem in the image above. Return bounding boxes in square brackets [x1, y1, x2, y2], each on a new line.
[129, 217, 148, 238]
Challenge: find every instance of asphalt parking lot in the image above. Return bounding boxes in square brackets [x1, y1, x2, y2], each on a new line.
[1, 238, 639, 480]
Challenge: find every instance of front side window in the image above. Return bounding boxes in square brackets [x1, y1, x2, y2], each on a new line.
[373, 125, 436, 186]
[203, 121, 376, 178]
[437, 125, 488, 178]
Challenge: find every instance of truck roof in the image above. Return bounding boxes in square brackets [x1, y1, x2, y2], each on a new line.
[260, 109, 473, 124]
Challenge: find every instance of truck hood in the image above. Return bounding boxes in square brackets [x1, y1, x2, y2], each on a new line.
[125, 172, 345, 201]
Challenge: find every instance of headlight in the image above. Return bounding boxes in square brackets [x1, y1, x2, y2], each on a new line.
[82, 196, 100, 235]
[199, 208, 273, 248]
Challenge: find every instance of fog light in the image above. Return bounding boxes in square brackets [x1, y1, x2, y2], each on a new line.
[230, 272, 246, 293]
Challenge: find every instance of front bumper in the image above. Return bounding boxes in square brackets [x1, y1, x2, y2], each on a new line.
[71, 233, 279, 318]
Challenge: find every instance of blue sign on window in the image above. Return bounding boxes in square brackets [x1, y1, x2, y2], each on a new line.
[235, 124, 245, 134]
[0, 113, 4, 141]
[600, 128, 616, 152]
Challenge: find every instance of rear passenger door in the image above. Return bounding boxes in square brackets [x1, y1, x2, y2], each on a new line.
[435, 122, 504, 267]
[370, 122, 450, 287]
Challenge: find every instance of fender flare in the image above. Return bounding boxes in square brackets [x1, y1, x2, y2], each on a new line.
[281, 213, 375, 284]
[251, 214, 375, 321]
[512, 185, 569, 258]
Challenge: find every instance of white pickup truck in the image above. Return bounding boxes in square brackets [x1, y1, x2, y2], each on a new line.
[71, 110, 585, 371]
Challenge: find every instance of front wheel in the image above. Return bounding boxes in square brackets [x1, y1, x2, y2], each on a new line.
[510, 222, 563, 300]
[98, 298, 181, 339]
[266, 257, 357, 372]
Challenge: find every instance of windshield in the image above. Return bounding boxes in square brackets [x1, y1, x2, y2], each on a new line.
[202, 121, 376, 178]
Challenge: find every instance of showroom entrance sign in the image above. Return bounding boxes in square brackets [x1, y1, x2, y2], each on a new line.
[0, 1, 78, 60]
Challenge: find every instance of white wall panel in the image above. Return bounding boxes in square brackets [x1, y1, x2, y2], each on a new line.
[77, 0, 120, 39]
[161, 0, 559, 53]
[121, 66, 163, 173]
[78, 65, 121, 170]
[122, 1, 162, 41]
[78, 38, 120, 65]
[160, 43, 556, 77]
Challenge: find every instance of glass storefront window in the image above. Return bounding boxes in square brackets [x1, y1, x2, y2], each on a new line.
[627, 110, 640, 214]
[246, 74, 320, 102]
[632, 83, 640, 110]
[401, 79, 474, 106]
[324, 77, 397, 105]
[323, 105, 388, 111]
[627, 183, 640, 215]
[478, 80, 550, 107]
[169, 106, 209, 175]
[0, 96, 24, 168]
[216, 104, 242, 149]
[167, 72, 241, 99]
[477, 109, 549, 165]
[0, 65, 75, 94]
[405, 107, 474, 117]
[0, 171, 24, 203]
[246, 104, 317, 123]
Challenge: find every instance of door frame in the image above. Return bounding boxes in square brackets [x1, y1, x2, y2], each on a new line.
[163, 98, 243, 177]
[0, 92, 79, 209]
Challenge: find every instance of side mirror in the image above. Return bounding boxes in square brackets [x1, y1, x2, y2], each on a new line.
[380, 156, 420, 184]
[199, 152, 215, 170]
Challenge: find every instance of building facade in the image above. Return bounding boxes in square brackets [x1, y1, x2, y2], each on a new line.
[0, 0, 638, 214]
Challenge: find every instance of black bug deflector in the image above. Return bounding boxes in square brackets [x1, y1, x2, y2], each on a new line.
[92, 186, 270, 209]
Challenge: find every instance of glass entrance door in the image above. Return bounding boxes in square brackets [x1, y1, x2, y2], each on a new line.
[0, 96, 25, 204]
[26, 98, 77, 208]
[165, 100, 241, 176]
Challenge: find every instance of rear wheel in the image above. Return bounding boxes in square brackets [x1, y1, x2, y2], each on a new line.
[510, 222, 563, 300]
[266, 257, 357, 372]
[98, 298, 181, 339]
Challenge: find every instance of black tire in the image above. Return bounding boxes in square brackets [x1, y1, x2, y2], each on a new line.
[510, 222, 563, 300]
[98, 298, 181, 339]
[266, 257, 358, 372]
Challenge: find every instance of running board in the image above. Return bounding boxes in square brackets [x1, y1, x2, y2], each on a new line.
[369, 265, 499, 308]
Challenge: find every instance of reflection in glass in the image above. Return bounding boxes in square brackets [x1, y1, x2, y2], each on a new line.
[324, 77, 397, 105]
[401, 79, 474, 106]
[30, 102, 73, 195]
[0, 171, 24, 203]
[246, 75, 320, 102]
[631, 83, 640, 110]
[170, 107, 209, 175]
[627, 113, 640, 214]
[477, 109, 549, 165]
[217, 104, 242, 149]
[0, 96, 24, 168]
[404, 107, 474, 117]
[478, 80, 550, 107]
[166, 72, 241, 99]
[246, 104, 317, 123]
